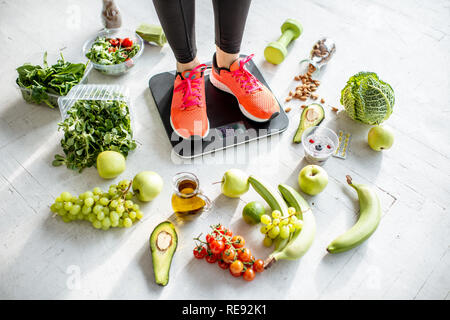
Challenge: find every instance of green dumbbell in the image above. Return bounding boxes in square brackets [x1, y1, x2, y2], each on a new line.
[264, 19, 303, 65]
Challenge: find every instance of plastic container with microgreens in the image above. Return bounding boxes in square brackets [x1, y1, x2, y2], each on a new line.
[54, 84, 136, 172]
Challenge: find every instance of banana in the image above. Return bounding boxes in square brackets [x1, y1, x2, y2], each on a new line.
[265, 184, 316, 268]
[248, 176, 289, 217]
[327, 175, 381, 254]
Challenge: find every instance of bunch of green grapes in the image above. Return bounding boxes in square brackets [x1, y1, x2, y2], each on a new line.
[50, 179, 143, 230]
[259, 207, 303, 247]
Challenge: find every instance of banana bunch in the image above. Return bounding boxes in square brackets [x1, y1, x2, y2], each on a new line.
[248, 176, 316, 268]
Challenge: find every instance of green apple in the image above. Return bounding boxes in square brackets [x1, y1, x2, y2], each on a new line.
[221, 169, 249, 198]
[96, 151, 126, 179]
[298, 165, 328, 196]
[368, 125, 394, 151]
[132, 171, 163, 202]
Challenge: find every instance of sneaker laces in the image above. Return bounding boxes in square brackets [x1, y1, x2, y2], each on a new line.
[231, 54, 261, 94]
[174, 64, 207, 110]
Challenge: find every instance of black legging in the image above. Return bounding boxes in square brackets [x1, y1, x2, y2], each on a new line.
[152, 0, 252, 63]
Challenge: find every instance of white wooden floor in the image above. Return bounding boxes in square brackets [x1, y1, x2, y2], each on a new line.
[0, 0, 449, 300]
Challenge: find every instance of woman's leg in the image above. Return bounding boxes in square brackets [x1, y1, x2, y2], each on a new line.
[212, 0, 252, 68]
[152, 0, 209, 140]
[152, 0, 200, 72]
[210, 0, 280, 123]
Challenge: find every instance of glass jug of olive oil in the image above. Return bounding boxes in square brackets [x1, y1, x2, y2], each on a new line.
[171, 172, 211, 217]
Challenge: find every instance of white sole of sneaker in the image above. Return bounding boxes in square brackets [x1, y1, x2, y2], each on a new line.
[170, 117, 210, 140]
[209, 71, 273, 123]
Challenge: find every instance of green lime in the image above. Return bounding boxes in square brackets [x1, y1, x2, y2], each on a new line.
[242, 201, 266, 225]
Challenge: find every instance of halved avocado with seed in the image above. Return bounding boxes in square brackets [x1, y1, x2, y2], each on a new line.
[293, 103, 325, 143]
[150, 221, 178, 286]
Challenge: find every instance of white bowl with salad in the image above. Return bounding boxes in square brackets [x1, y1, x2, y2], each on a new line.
[83, 28, 144, 76]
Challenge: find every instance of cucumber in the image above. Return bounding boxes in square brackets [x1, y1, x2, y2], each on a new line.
[248, 176, 289, 217]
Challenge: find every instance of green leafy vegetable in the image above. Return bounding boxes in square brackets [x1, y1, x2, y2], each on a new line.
[85, 37, 140, 65]
[53, 98, 136, 172]
[16, 52, 87, 108]
[340, 72, 394, 125]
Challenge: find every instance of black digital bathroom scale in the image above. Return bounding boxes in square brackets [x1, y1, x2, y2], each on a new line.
[149, 56, 289, 158]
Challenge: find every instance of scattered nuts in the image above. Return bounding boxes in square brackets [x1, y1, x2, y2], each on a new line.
[331, 106, 339, 112]
[285, 96, 292, 102]
[320, 98, 325, 104]
[285, 107, 292, 113]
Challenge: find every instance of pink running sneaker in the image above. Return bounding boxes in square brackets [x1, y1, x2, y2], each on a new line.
[170, 64, 209, 139]
[210, 54, 280, 122]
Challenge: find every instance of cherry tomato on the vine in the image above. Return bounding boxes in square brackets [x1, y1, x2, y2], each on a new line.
[231, 235, 245, 248]
[243, 268, 255, 281]
[237, 248, 252, 262]
[214, 225, 225, 235]
[193, 246, 207, 259]
[253, 259, 264, 273]
[221, 246, 236, 263]
[206, 234, 215, 244]
[209, 240, 225, 254]
[229, 260, 244, 275]
[205, 253, 218, 264]
[224, 227, 232, 237]
[218, 260, 230, 270]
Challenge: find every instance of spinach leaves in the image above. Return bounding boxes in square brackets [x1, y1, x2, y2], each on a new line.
[16, 52, 87, 108]
[53, 99, 136, 172]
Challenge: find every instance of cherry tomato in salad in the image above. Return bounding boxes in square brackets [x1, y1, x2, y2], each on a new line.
[205, 253, 218, 264]
[218, 260, 230, 270]
[253, 259, 264, 273]
[231, 235, 245, 248]
[209, 240, 225, 254]
[243, 268, 255, 281]
[109, 38, 119, 46]
[193, 246, 207, 259]
[221, 246, 236, 263]
[237, 248, 252, 262]
[229, 260, 244, 275]
[108, 47, 117, 53]
[121, 37, 133, 47]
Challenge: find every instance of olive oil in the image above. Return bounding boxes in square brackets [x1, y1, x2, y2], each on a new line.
[171, 173, 211, 217]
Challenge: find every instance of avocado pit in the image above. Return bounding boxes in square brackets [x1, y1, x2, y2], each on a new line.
[156, 231, 172, 251]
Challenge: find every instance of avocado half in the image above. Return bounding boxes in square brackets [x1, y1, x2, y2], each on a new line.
[150, 221, 178, 286]
[293, 103, 325, 143]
